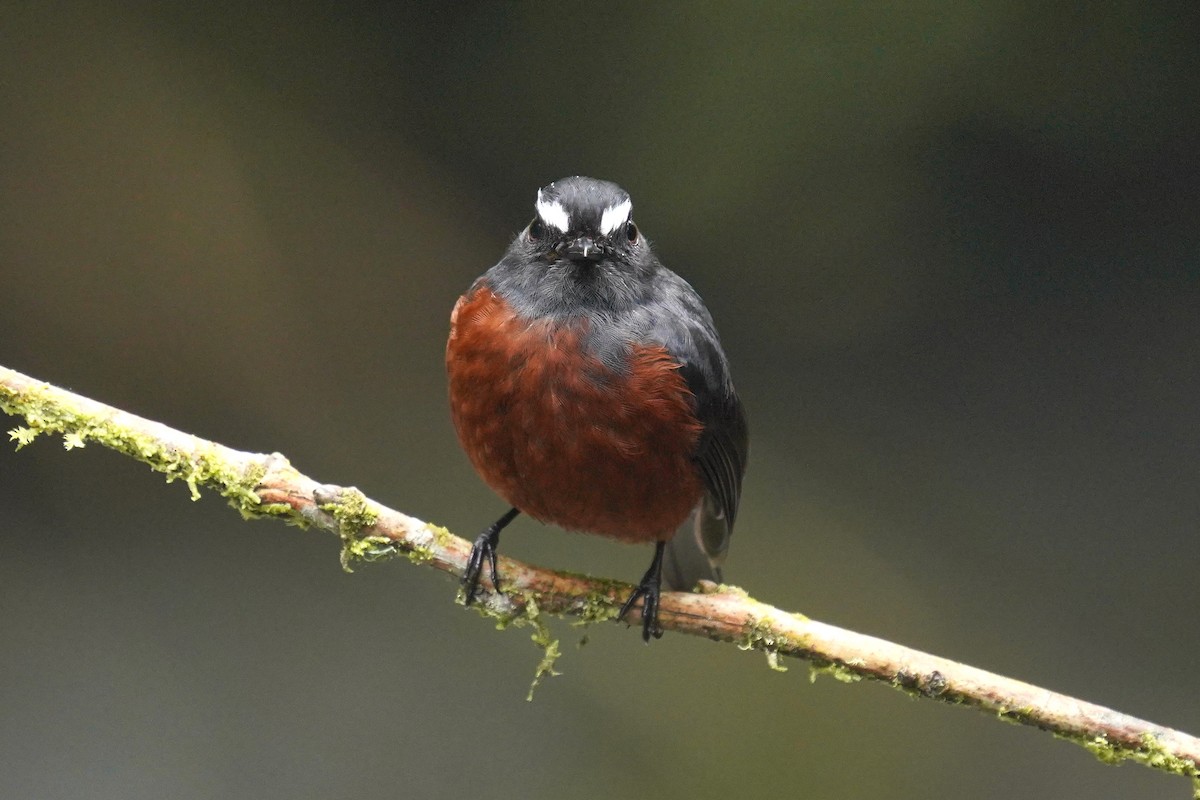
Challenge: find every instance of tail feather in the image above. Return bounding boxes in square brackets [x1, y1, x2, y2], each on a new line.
[662, 496, 729, 591]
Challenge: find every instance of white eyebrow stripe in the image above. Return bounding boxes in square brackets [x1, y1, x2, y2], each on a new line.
[599, 198, 632, 236]
[535, 190, 570, 232]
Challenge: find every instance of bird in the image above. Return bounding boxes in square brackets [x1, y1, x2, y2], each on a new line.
[446, 176, 748, 642]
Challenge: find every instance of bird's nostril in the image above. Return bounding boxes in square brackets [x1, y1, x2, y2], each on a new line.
[566, 236, 601, 262]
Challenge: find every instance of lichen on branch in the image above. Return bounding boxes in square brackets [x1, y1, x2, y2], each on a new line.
[1, 363, 1197, 792]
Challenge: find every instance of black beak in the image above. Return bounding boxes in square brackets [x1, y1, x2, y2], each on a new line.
[565, 236, 603, 262]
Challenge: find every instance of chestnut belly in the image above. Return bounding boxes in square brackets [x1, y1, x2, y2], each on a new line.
[447, 288, 704, 542]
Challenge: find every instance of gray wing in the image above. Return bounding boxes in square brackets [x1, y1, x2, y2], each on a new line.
[626, 267, 750, 590]
[663, 363, 748, 591]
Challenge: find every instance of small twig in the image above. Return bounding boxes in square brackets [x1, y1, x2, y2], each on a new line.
[1, 363, 1197, 795]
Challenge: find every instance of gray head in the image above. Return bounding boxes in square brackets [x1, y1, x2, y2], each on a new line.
[532, 176, 636, 259]
[489, 176, 663, 317]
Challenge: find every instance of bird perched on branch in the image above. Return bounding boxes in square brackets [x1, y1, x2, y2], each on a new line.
[447, 176, 748, 641]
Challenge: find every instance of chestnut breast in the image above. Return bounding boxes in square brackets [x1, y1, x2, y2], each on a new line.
[447, 285, 705, 542]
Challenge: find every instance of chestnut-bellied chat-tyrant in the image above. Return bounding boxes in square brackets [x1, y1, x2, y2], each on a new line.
[447, 176, 748, 641]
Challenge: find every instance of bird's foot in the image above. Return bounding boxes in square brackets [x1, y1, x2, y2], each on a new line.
[461, 508, 519, 605]
[620, 541, 667, 642]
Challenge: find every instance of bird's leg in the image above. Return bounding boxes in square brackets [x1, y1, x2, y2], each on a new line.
[462, 507, 520, 605]
[619, 540, 667, 642]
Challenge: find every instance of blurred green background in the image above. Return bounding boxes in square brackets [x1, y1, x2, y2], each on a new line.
[2, 3, 1197, 798]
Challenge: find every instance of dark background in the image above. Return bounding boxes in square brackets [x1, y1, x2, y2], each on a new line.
[2, 3, 1197, 798]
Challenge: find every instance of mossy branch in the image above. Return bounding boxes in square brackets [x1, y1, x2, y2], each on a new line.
[1, 363, 1197, 795]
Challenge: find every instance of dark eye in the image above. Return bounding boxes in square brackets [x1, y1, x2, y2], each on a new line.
[527, 218, 545, 242]
[625, 221, 639, 243]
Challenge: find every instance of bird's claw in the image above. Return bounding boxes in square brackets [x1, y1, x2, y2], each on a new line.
[620, 540, 668, 642]
[619, 580, 664, 642]
[462, 523, 503, 605]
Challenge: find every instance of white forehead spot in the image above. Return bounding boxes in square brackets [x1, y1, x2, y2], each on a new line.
[599, 198, 632, 236]
[535, 189, 570, 232]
